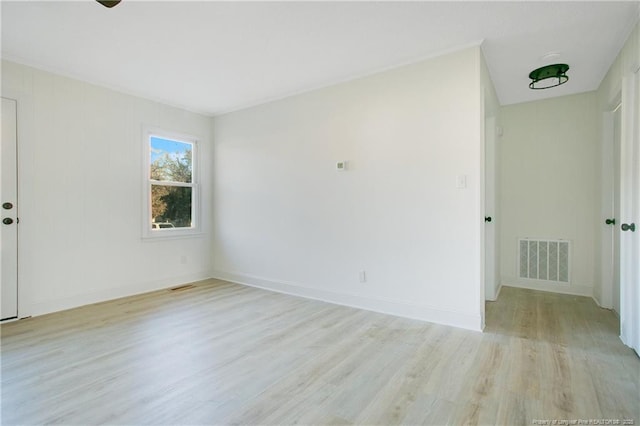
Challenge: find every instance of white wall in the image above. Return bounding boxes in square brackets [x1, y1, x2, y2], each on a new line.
[1, 60, 213, 317]
[594, 20, 639, 308]
[212, 47, 485, 330]
[499, 92, 599, 296]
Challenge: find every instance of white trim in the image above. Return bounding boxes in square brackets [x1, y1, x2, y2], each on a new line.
[591, 295, 616, 313]
[501, 276, 593, 297]
[599, 102, 620, 310]
[0, 87, 34, 321]
[494, 283, 503, 300]
[211, 270, 483, 332]
[485, 283, 503, 302]
[141, 125, 202, 240]
[501, 283, 592, 298]
[480, 86, 487, 327]
[24, 273, 211, 319]
[618, 68, 640, 353]
[612, 102, 622, 113]
[1, 97, 19, 321]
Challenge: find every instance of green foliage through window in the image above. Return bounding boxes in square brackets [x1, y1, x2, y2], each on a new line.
[149, 136, 195, 229]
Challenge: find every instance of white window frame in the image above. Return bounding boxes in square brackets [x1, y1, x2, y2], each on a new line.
[142, 126, 201, 239]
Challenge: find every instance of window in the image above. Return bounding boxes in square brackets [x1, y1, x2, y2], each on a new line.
[143, 128, 199, 238]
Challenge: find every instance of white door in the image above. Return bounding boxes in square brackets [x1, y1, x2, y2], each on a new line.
[1, 97, 19, 320]
[619, 70, 639, 354]
[484, 116, 498, 301]
[613, 105, 622, 315]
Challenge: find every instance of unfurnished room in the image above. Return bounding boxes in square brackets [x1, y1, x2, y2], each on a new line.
[1, 1, 639, 425]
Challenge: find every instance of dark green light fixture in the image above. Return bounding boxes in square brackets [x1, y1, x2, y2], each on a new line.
[96, 0, 121, 8]
[529, 64, 570, 89]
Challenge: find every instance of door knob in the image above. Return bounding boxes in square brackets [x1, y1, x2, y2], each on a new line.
[2, 202, 12, 210]
[621, 223, 636, 232]
[2, 218, 13, 225]
[485, 216, 492, 222]
[605, 218, 615, 225]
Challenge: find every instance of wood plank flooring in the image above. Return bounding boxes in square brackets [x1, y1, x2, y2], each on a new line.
[1, 280, 638, 425]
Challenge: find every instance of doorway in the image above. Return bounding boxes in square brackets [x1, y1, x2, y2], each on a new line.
[602, 71, 640, 354]
[1, 97, 18, 321]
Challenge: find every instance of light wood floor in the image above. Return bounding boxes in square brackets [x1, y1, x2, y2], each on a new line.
[1, 280, 638, 425]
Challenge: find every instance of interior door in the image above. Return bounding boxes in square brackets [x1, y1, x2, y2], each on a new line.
[619, 70, 639, 354]
[1, 97, 19, 320]
[484, 116, 497, 301]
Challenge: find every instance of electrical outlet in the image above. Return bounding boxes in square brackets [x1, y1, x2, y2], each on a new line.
[180, 255, 187, 265]
[359, 271, 366, 283]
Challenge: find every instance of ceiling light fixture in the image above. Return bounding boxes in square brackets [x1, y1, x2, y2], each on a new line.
[540, 52, 561, 61]
[528, 63, 570, 90]
[96, 0, 121, 8]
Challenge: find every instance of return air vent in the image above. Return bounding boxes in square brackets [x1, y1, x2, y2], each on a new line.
[518, 239, 570, 283]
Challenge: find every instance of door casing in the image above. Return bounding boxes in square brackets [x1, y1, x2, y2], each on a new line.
[1, 96, 19, 321]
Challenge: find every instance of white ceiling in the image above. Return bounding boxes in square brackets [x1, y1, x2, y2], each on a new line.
[2, 1, 639, 116]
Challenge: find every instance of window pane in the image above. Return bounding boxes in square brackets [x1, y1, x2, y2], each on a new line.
[151, 185, 192, 228]
[150, 136, 192, 183]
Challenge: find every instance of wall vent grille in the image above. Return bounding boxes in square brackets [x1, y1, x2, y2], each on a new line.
[518, 239, 570, 283]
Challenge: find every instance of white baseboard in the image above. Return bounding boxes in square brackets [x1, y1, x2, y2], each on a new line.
[211, 269, 482, 331]
[501, 276, 593, 297]
[591, 296, 619, 318]
[591, 294, 615, 310]
[592, 295, 604, 308]
[485, 283, 503, 302]
[23, 272, 211, 318]
[495, 283, 503, 300]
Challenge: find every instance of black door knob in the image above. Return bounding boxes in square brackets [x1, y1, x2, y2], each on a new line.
[605, 218, 615, 225]
[2, 218, 13, 225]
[2, 202, 12, 210]
[485, 216, 492, 222]
[621, 223, 636, 232]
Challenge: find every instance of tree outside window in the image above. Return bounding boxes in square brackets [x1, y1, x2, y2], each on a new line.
[145, 132, 199, 236]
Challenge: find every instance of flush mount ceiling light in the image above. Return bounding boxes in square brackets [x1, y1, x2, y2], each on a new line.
[529, 63, 570, 90]
[96, 0, 121, 8]
[540, 51, 562, 62]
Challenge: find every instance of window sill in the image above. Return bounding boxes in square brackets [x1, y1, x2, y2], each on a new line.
[142, 229, 203, 241]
